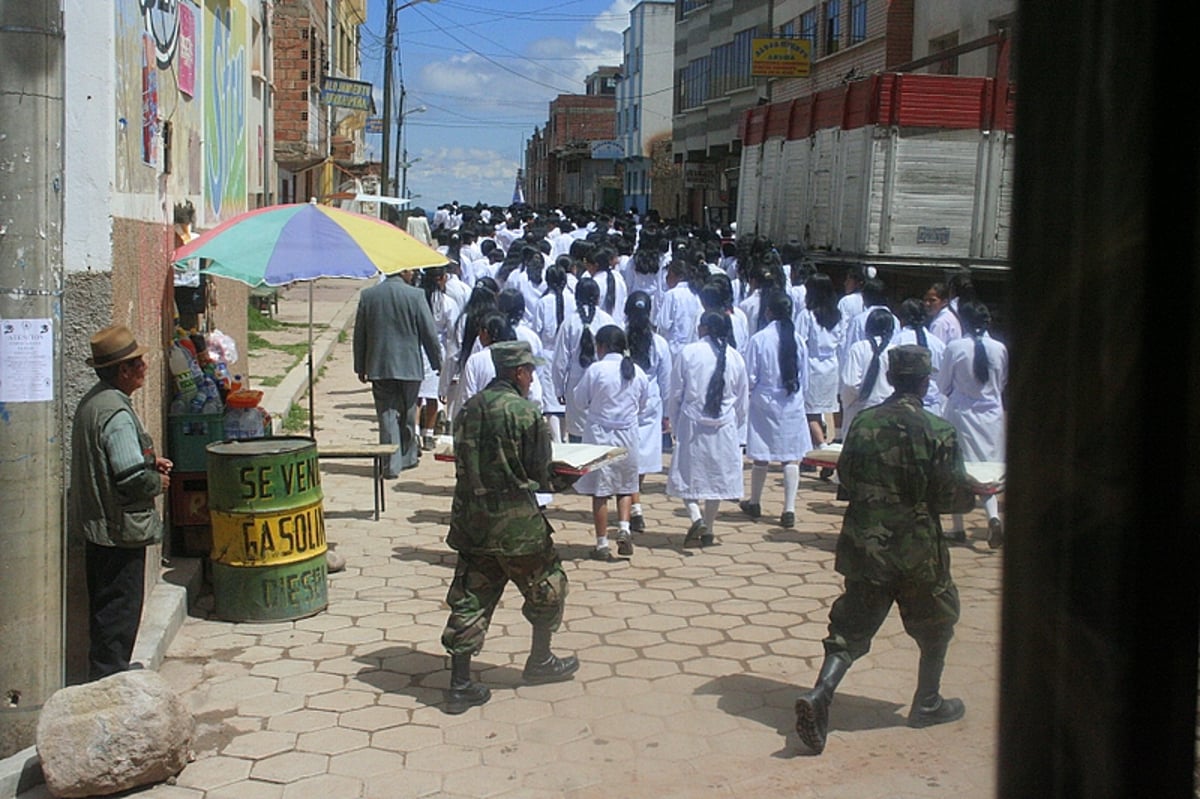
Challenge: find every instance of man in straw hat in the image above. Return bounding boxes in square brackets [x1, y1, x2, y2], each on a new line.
[439, 340, 581, 714]
[794, 345, 978, 753]
[70, 324, 173, 680]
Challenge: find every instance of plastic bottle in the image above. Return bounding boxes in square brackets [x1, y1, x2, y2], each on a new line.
[168, 343, 198, 401]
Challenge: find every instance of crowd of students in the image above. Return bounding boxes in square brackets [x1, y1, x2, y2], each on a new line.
[406, 203, 1008, 557]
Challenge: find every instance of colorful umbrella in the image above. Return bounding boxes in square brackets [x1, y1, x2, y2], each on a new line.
[172, 199, 447, 286]
[171, 200, 446, 438]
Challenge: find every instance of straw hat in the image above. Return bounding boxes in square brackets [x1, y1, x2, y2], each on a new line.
[87, 325, 149, 368]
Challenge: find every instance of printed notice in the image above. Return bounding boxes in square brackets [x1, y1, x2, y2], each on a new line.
[0, 318, 54, 402]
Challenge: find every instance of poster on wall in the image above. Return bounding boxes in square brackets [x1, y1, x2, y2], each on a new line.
[142, 33, 160, 167]
[0, 319, 54, 403]
[178, 0, 197, 97]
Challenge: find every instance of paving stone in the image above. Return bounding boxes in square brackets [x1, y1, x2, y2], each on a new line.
[249, 751, 328, 784]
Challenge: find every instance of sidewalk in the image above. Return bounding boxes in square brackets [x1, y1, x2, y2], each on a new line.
[17, 281, 1003, 799]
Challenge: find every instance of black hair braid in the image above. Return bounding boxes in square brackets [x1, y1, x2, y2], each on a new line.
[700, 311, 729, 418]
[860, 336, 886, 398]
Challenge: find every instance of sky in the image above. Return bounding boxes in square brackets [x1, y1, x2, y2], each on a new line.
[359, 0, 637, 209]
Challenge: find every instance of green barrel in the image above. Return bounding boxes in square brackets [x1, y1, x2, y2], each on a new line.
[206, 437, 328, 622]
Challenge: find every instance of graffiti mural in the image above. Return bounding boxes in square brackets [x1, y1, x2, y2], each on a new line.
[204, 0, 247, 220]
[141, 0, 182, 69]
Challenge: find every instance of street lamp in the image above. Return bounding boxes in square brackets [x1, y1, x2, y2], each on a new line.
[392, 103, 426, 195]
[380, 0, 439, 197]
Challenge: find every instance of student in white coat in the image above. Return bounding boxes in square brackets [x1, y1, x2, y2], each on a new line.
[571, 326, 650, 561]
[839, 308, 897, 436]
[531, 261, 574, 441]
[666, 311, 749, 548]
[586, 243, 627, 326]
[550, 277, 614, 441]
[624, 291, 671, 534]
[656, 259, 704, 359]
[936, 301, 1008, 548]
[895, 298, 947, 416]
[416, 266, 461, 449]
[924, 282, 962, 344]
[801, 272, 844, 449]
[740, 291, 813, 528]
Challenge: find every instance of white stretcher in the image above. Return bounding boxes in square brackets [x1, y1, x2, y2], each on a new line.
[801, 443, 1005, 496]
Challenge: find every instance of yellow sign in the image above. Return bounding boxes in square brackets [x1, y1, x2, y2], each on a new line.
[751, 38, 812, 78]
[210, 500, 327, 567]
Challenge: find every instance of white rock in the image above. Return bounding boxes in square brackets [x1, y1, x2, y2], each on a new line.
[36, 670, 194, 798]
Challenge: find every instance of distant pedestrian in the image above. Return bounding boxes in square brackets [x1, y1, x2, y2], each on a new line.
[353, 271, 442, 476]
[624, 291, 671, 534]
[794, 345, 977, 754]
[71, 325, 172, 680]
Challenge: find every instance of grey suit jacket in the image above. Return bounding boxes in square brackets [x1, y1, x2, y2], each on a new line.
[353, 275, 441, 381]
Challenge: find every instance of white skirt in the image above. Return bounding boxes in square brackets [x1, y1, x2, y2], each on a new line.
[746, 389, 812, 462]
[573, 424, 639, 496]
[666, 414, 744, 500]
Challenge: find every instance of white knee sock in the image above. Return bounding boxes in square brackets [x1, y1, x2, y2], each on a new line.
[547, 415, 563, 441]
[983, 495, 1000, 520]
[686, 500, 702, 523]
[750, 461, 768, 505]
[782, 463, 800, 513]
[703, 499, 721, 533]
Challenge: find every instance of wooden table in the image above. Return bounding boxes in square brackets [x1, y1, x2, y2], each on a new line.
[318, 443, 399, 521]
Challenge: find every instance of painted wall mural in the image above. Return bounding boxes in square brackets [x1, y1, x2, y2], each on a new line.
[203, 0, 248, 220]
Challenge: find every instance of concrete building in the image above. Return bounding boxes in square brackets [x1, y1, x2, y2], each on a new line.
[615, 1, 675, 217]
[526, 67, 621, 211]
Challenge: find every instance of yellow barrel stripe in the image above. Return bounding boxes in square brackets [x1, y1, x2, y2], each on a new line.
[210, 499, 327, 567]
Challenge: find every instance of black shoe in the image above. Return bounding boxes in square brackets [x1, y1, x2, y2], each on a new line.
[617, 535, 634, 556]
[699, 533, 715, 547]
[795, 688, 832, 754]
[780, 511, 795, 529]
[630, 514, 645, 533]
[907, 695, 966, 728]
[819, 467, 835, 482]
[739, 500, 762, 519]
[684, 520, 706, 546]
[987, 517, 1004, 549]
[445, 681, 491, 715]
[943, 529, 967, 543]
[522, 653, 580, 684]
[590, 546, 613, 562]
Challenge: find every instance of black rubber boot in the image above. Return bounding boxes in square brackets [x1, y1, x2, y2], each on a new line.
[445, 653, 491, 715]
[794, 654, 851, 754]
[523, 626, 580, 684]
[907, 653, 965, 728]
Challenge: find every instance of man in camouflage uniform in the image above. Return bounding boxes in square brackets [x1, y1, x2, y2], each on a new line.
[440, 340, 580, 714]
[795, 345, 977, 753]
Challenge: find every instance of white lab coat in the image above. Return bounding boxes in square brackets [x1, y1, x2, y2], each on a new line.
[801, 310, 843, 415]
[570, 353, 649, 496]
[894, 328, 948, 416]
[665, 339, 749, 500]
[839, 337, 896, 436]
[936, 332, 1008, 462]
[744, 321, 812, 462]
[656, 284, 702, 358]
[635, 333, 671, 474]
[550, 307, 615, 437]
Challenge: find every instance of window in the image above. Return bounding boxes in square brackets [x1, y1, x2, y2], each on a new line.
[930, 32, 959, 75]
[823, 1, 841, 56]
[849, 0, 867, 45]
[779, 20, 795, 38]
[799, 9, 817, 49]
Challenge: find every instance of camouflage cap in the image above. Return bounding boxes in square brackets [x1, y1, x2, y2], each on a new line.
[887, 344, 933, 377]
[491, 340, 545, 371]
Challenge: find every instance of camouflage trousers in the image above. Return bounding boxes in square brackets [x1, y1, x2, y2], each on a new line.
[441, 545, 569, 657]
[823, 575, 960, 663]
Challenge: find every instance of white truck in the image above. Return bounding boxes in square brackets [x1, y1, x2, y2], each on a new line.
[736, 72, 1014, 274]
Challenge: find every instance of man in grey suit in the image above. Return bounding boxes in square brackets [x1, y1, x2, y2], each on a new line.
[354, 271, 442, 477]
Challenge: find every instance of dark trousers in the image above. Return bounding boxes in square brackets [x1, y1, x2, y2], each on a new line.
[86, 541, 147, 681]
[823, 577, 960, 663]
[441, 547, 568, 657]
[372, 379, 421, 475]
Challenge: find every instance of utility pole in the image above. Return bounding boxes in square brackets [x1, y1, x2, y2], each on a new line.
[0, 0, 66, 757]
[379, 0, 396, 197]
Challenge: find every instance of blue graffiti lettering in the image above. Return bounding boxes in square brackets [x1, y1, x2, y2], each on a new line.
[205, 6, 246, 219]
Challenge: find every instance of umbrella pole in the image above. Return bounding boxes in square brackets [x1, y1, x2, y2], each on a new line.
[308, 281, 315, 439]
